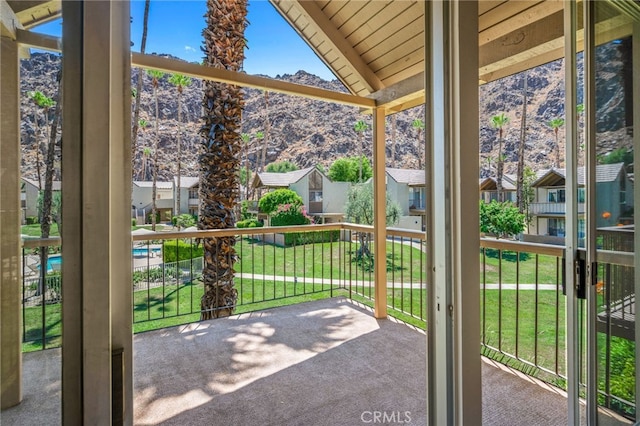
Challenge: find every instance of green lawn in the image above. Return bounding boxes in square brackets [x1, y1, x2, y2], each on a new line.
[481, 249, 560, 285]
[21, 223, 60, 237]
[236, 237, 426, 283]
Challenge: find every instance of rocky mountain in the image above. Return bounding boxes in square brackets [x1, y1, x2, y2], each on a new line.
[19, 43, 632, 183]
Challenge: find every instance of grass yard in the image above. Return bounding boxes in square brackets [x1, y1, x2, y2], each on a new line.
[21, 223, 60, 237]
[236, 237, 426, 283]
[481, 249, 561, 285]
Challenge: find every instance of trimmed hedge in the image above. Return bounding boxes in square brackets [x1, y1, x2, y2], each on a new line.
[237, 218, 263, 228]
[162, 240, 204, 263]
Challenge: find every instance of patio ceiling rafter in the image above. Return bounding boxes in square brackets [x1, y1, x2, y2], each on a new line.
[132, 52, 376, 109]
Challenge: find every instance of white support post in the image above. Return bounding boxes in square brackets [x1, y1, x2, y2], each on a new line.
[373, 107, 387, 319]
[61, 1, 132, 424]
[427, 1, 481, 424]
[0, 35, 23, 410]
[564, 2, 580, 424]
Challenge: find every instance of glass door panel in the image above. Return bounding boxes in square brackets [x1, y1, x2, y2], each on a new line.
[592, 1, 639, 423]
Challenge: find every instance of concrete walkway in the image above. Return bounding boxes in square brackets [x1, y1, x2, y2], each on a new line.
[1, 298, 631, 425]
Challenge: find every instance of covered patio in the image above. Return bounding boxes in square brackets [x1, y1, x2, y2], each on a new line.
[2, 0, 639, 424]
[3, 298, 618, 425]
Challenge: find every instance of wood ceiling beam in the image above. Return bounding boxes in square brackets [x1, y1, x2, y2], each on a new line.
[480, 12, 632, 84]
[290, 0, 384, 93]
[1, 0, 23, 38]
[7, 0, 60, 29]
[479, 9, 564, 68]
[132, 52, 376, 109]
[479, 0, 562, 46]
[16, 28, 60, 51]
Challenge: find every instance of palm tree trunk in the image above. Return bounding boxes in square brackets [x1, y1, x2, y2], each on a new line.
[176, 91, 182, 220]
[391, 115, 396, 168]
[516, 72, 527, 212]
[496, 130, 504, 202]
[131, 0, 150, 174]
[151, 86, 159, 230]
[260, 91, 269, 172]
[200, 0, 247, 319]
[554, 130, 560, 168]
[359, 133, 363, 182]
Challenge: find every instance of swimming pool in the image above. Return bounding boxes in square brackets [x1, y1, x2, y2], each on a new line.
[46, 255, 62, 271]
[132, 247, 162, 257]
[42, 248, 161, 270]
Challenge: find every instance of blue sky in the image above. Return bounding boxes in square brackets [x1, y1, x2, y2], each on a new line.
[34, 0, 336, 80]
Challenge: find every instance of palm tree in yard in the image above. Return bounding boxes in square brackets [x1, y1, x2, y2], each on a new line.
[548, 117, 565, 168]
[147, 69, 164, 230]
[241, 132, 251, 201]
[28, 91, 54, 192]
[490, 113, 510, 202]
[354, 120, 369, 182]
[199, 0, 248, 319]
[141, 147, 152, 181]
[412, 118, 425, 169]
[169, 73, 192, 218]
[131, 0, 150, 171]
[137, 118, 149, 179]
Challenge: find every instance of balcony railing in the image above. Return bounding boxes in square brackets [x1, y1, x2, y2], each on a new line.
[529, 202, 586, 215]
[187, 198, 199, 206]
[19, 225, 636, 419]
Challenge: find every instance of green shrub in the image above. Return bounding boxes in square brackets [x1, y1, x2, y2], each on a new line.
[258, 189, 302, 215]
[132, 218, 137, 227]
[237, 218, 263, 228]
[270, 204, 312, 227]
[171, 216, 178, 226]
[162, 240, 204, 263]
[26, 216, 38, 225]
[175, 213, 196, 229]
[282, 230, 340, 246]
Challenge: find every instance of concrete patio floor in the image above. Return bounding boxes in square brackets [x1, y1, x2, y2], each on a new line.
[1, 297, 632, 425]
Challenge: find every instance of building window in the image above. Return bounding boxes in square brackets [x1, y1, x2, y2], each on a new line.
[548, 189, 565, 203]
[189, 188, 198, 199]
[548, 218, 565, 237]
[577, 188, 585, 203]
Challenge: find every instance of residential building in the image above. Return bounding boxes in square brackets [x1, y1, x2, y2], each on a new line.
[131, 180, 174, 224]
[20, 177, 61, 224]
[174, 176, 199, 217]
[386, 168, 426, 230]
[528, 163, 633, 238]
[479, 174, 517, 203]
[253, 166, 350, 222]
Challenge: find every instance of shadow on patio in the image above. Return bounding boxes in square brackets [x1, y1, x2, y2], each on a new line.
[1, 297, 628, 425]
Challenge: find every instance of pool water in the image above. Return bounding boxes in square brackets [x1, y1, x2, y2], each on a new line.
[132, 247, 162, 257]
[46, 255, 62, 271]
[43, 248, 161, 270]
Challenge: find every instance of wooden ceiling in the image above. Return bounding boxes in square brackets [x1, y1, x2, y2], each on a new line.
[3, 0, 635, 113]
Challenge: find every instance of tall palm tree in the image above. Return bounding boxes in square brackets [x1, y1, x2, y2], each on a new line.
[169, 73, 192, 218]
[241, 133, 251, 201]
[354, 120, 369, 182]
[412, 118, 425, 169]
[28, 91, 54, 191]
[199, 0, 248, 319]
[147, 69, 164, 230]
[390, 114, 397, 167]
[137, 118, 149, 179]
[548, 117, 565, 168]
[259, 91, 270, 172]
[516, 72, 528, 213]
[141, 146, 152, 181]
[490, 112, 510, 202]
[131, 0, 151, 171]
